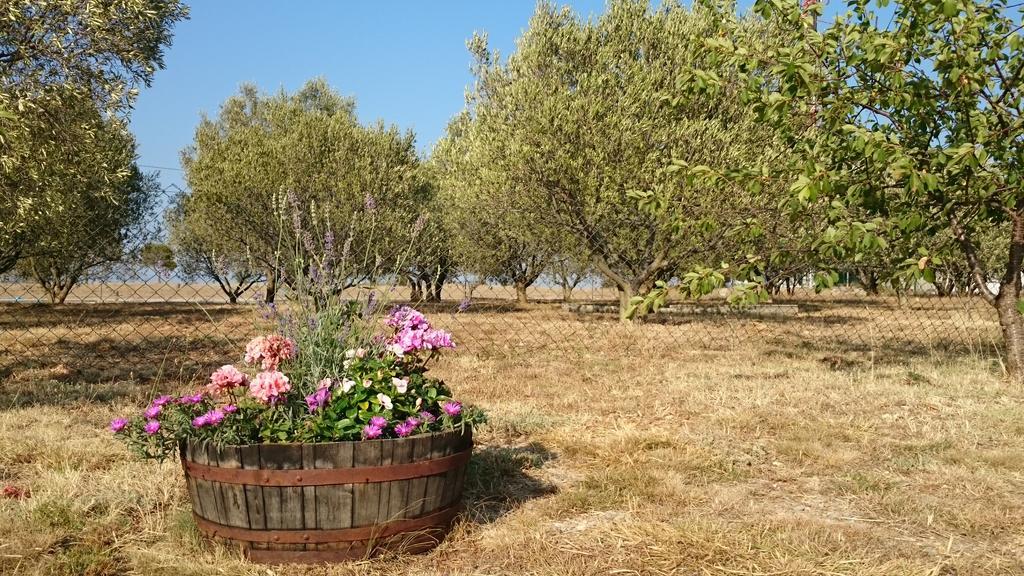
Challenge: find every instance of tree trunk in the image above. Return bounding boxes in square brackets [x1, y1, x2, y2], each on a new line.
[514, 282, 529, 305]
[616, 285, 634, 320]
[857, 269, 879, 295]
[560, 284, 574, 303]
[409, 275, 423, 302]
[228, 292, 238, 304]
[264, 269, 278, 304]
[996, 291, 1024, 379]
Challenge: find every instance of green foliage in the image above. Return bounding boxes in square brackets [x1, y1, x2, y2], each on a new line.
[0, 0, 188, 269]
[445, 0, 793, 317]
[140, 243, 176, 277]
[179, 79, 430, 300]
[7, 95, 156, 303]
[683, 0, 1024, 372]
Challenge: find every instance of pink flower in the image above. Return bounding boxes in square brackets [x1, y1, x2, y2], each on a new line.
[442, 401, 462, 417]
[178, 393, 204, 405]
[419, 411, 436, 423]
[317, 377, 332, 389]
[208, 364, 248, 395]
[369, 416, 389, 429]
[152, 395, 174, 406]
[362, 425, 383, 439]
[394, 421, 416, 437]
[222, 404, 238, 413]
[392, 377, 409, 394]
[144, 420, 161, 435]
[305, 386, 331, 412]
[386, 306, 427, 329]
[109, 418, 128, 433]
[249, 371, 291, 404]
[423, 328, 455, 350]
[244, 335, 297, 371]
[192, 414, 209, 428]
[394, 325, 425, 353]
[143, 405, 162, 419]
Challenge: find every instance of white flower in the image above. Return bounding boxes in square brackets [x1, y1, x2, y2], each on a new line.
[393, 377, 408, 394]
[415, 396, 422, 409]
[355, 347, 367, 358]
[377, 393, 393, 410]
[343, 359, 353, 369]
[388, 343, 405, 357]
[362, 379, 372, 388]
[341, 378, 356, 393]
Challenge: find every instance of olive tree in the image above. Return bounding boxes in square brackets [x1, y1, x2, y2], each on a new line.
[0, 0, 187, 273]
[180, 79, 428, 303]
[451, 0, 789, 318]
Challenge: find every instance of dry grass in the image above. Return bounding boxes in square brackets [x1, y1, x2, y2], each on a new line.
[0, 302, 1022, 575]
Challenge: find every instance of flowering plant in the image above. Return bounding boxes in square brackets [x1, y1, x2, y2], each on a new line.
[112, 306, 484, 460]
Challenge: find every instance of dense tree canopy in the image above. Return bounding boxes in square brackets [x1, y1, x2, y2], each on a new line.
[440, 0, 792, 317]
[0, 0, 187, 277]
[680, 0, 1024, 375]
[179, 79, 431, 303]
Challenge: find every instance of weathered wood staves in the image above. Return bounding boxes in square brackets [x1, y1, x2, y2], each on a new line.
[179, 428, 473, 564]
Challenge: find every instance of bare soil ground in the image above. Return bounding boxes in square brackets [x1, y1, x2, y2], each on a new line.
[0, 297, 1019, 575]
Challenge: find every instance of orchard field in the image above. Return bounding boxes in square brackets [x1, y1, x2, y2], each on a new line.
[1, 296, 1022, 575]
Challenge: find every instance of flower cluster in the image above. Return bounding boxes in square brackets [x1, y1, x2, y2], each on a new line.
[111, 308, 484, 460]
[244, 335, 297, 370]
[386, 306, 456, 356]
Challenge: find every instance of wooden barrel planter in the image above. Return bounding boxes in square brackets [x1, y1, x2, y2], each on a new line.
[179, 428, 473, 564]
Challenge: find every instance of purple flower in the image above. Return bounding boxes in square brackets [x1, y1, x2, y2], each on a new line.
[419, 411, 436, 423]
[143, 405, 162, 419]
[369, 416, 389, 429]
[206, 409, 226, 426]
[305, 386, 332, 413]
[152, 395, 174, 407]
[109, 418, 129, 433]
[405, 416, 421, 428]
[362, 425, 383, 439]
[178, 393, 204, 405]
[394, 421, 416, 437]
[143, 420, 161, 435]
[458, 298, 471, 313]
[222, 404, 238, 413]
[442, 401, 462, 417]
[192, 414, 210, 428]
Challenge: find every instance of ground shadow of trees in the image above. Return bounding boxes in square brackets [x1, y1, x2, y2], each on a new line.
[462, 442, 558, 524]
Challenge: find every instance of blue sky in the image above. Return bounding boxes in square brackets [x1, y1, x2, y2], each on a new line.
[130, 1, 845, 190]
[130, 1, 609, 189]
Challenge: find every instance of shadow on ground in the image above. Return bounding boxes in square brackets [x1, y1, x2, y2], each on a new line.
[463, 442, 558, 524]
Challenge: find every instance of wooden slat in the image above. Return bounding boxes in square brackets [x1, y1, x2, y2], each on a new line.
[440, 430, 465, 507]
[239, 444, 266, 554]
[314, 443, 354, 530]
[386, 437, 414, 520]
[301, 444, 316, 550]
[182, 442, 204, 519]
[423, 432, 455, 514]
[377, 439, 395, 523]
[215, 444, 250, 528]
[259, 444, 305, 530]
[191, 441, 221, 523]
[449, 429, 473, 509]
[406, 434, 433, 518]
[205, 442, 228, 525]
[352, 440, 383, 526]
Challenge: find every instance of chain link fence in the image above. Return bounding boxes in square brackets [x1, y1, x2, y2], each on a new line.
[0, 184, 1004, 386]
